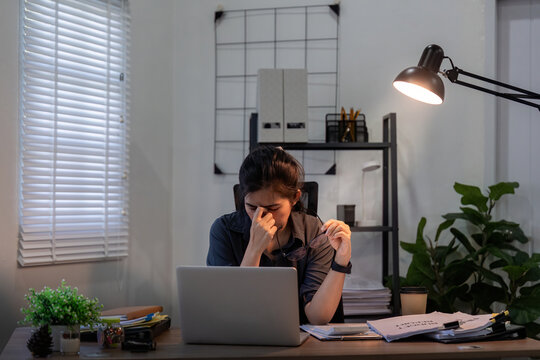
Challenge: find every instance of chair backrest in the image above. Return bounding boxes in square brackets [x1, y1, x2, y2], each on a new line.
[232, 181, 344, 323]
[233, 181, 319, 213]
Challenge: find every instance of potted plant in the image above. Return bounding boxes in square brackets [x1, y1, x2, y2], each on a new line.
[396, 182, 540, 338]
[20, 279, 103, 352]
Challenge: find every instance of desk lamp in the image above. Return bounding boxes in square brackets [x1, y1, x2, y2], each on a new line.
[393, 44, 540, 110]
[361, 160, 381, 226]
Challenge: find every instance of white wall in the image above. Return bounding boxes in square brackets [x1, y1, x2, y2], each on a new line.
[171, 0, 495, 321]
[0, 0, 174, 349]
[497, 0, 540, 253]
[0, 0, 500, 350]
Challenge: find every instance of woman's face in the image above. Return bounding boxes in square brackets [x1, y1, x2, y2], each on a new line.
[244, 187, 299, 232]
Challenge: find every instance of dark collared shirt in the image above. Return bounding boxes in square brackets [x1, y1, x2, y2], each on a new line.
[207, 210, 334, 324]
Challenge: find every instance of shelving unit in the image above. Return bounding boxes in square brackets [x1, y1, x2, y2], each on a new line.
[250, 113, 401, 315]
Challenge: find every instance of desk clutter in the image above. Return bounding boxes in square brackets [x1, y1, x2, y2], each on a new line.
[366, 310, 525, 343]
[81, 305, 171, 352]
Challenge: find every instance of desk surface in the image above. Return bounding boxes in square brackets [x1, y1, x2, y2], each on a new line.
[2, 327, 540, 360]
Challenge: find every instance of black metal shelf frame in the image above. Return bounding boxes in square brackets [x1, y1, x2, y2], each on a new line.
[251, 113, 401, 314]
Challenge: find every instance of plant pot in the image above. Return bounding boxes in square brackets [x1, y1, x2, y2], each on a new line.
[59, 328, 80, 355]
[49, 325, 68, 352]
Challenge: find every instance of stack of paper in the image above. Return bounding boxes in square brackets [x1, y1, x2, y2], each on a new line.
[300, 323, 382, 340]
[367, 311, 494, 342]
[342, 288, 392, 316]
[424, 313, 495, 341]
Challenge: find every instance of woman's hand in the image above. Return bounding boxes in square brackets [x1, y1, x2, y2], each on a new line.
[248, 207, 278, 256]
[321, 219, 351, 266]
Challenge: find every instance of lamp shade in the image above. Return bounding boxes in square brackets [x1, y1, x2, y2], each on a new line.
[393, 44, 445, 105]
[362, 160, 380, 172]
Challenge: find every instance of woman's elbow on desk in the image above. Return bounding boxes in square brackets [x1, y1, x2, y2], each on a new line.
[304, 301, 335, 325]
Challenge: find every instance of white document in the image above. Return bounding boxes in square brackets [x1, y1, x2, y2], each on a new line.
[306, 323, 370, 336]
[300, 324, 382, 341]
[425, 313, 494, 340]
[367, 312, 493, 342]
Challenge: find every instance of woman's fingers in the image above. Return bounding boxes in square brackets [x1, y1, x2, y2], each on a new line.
[252, 207, 277, 238]
[322, 220, 350, 238]
[330, 230, 350, 242]
[254, 207, 263, 221]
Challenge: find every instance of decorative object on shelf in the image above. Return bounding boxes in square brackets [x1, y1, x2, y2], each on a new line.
[26, 324, 53, 358]
[257, 69, 308, 143]
[20, 279, 103, 351]
[394, 181, 540, 338]
[360, 160, 381, 226]
[325, 111, 368, 143]
[393, 44, 540, 110]
[337, 204, 355, 227]
[59, 328, 80, 355]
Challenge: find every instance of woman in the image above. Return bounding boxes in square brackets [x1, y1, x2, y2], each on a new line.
[207, 146, 351, 325]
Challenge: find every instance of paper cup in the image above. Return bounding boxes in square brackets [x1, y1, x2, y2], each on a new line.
[400, 286, 428, 315]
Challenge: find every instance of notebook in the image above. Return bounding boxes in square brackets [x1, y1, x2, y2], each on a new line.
[176, 266, 310, 346]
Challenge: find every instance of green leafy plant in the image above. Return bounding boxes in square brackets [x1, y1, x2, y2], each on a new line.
[20, 279, 103, 329]
[398, 216, 471, 313]
[398, 182, 540, 338]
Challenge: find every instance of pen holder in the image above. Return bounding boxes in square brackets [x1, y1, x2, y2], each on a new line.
[325, 113, 369, 143]
[400, 287, 428, 315]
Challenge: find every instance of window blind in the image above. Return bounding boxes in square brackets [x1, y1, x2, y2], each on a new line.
[18, 0, 131, 266]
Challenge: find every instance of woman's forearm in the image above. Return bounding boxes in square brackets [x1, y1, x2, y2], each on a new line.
[240, 244, 262, 266]
[304, 269, 345, 325]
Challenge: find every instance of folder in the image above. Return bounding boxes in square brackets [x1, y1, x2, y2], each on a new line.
[101, 305, 163, 320]
[124, 316, 171, 341]
[431, 324, 526, 344]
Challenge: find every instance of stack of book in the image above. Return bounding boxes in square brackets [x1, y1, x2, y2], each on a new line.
[342, 287, 392, 316]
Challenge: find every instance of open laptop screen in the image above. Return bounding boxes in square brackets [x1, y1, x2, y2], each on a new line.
[176, 266, 308, 346]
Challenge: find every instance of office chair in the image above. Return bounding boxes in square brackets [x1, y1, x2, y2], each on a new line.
[232, 181, 344, 323]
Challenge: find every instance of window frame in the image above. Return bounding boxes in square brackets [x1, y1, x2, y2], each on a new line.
[18, 0, 131, 266]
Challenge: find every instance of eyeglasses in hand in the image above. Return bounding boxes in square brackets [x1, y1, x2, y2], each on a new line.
[275, 213, 328, 261]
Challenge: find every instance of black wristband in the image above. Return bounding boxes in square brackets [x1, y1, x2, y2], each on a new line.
[331, 259, 352, 274]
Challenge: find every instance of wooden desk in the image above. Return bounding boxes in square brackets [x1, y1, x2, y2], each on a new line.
[2, 327, 540, 360]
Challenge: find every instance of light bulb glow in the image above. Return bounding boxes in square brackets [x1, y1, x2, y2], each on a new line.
[393, 81, 443, 105]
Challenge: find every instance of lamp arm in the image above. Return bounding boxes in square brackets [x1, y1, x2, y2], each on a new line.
[444, 67, 540, 111]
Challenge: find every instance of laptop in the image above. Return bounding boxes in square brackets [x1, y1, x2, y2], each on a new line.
[176, 265, 310, 346]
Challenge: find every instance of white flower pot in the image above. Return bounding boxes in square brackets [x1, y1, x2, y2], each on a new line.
[50, 325, 68, 352]
[60, 336, 80, 355]
[50, 325, 80, 353]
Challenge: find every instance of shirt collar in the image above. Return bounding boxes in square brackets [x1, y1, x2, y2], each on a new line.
[289, 211, 307, 245]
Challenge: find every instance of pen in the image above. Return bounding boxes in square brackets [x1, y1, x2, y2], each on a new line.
[490, 310, 509, 323]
